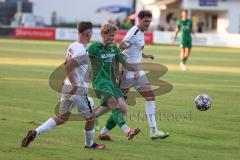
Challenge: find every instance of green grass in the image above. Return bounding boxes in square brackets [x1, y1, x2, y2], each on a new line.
[0, 38, 240, 160]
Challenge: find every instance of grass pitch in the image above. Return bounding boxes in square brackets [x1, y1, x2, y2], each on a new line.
[0, 38, 240, 160]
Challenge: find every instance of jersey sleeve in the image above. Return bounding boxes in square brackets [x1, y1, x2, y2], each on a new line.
[122, 28, 137, 44]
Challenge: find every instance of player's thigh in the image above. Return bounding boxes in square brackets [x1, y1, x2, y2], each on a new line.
[184, 47, 191, 56]
[94, 106, 110, 118]
[74, 94, 94, 120]
[118, 97, 127, 115]
[59, 94, 75, 116]
[133, 72, 155, 99]
[95, 88, 120, 109]
[184, 41, 192, 54]
[120, 68, 135, 90]
[106, 96, 119, 110]
[137, 84, 155, 100]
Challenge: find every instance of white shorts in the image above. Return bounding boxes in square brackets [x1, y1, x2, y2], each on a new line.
[120, 64, 149, 92]
[59, 85, 94, 119]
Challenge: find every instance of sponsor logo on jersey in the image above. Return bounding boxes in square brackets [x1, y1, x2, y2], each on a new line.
[101, 53, 114, 62]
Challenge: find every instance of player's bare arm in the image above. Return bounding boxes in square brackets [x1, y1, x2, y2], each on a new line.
[192, 27, 197, 39]
[65, 59, 79, 96]
[142, 53, 154, 60]
[172, 28, 179, 43]
[119, 41, 132, 51]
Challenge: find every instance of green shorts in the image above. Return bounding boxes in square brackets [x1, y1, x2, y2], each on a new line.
[180, 40, 192, 48]
[94, 83, 125, 106]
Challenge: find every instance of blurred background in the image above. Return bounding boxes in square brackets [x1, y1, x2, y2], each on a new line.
[0, 0, 240, 47]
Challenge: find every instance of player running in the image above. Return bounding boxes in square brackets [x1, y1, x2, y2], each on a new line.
[173, 10, 196, 71]
[21, 22, 105, 149]
[98, 10, 169, 141]
[88, 23, 141, 141]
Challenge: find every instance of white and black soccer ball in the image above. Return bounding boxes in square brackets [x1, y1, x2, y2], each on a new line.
[194, 94, 212, 111]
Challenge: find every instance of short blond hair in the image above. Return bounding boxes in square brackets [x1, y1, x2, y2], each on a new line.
[101, 23, 118, 34]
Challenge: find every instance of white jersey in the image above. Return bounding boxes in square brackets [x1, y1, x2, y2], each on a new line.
[122, 25, 145, 64]
[64, 41, 90, 88]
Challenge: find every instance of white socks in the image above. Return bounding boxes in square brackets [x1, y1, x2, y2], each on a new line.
[145, 101, 157, 134]
[35, 118, 95, 147]
[84, 129, 95, 147]
[121, 124, 130, 135]
[35, 118, 57, 136]
[100, 126, 110, 135]
[101, 124, 130, 136]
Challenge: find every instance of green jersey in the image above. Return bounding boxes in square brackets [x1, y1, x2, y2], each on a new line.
[177, 19, 193, 43]
[88, 42, 126, 105]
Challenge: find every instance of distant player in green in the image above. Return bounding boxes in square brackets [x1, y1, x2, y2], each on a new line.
[173, 10, 196, 71]
[88, 23, 141, 141]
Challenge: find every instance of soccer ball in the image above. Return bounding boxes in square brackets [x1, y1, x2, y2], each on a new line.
[194, 94, 212, 111]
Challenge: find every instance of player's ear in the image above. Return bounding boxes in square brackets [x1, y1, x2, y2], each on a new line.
[86, 32, 90, 38]
[86, 31, 91, 38]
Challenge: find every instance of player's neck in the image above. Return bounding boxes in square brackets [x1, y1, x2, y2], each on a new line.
[102, 42, 111, 46]
[78, 38, 88, 46]
[182, 18, 187, 21]
[137, 25, 145, 32]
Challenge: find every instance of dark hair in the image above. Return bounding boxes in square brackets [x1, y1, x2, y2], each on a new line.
[138, 10, 152, 19]
[77, 21, 92, 33]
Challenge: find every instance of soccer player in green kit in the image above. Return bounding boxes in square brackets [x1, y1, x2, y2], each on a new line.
[173, 10, 196, 71]
[88, 23, 141, 141]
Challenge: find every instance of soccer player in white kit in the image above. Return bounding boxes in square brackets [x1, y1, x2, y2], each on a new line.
[98, 11, 169, 140]
[21, 22, 105, 149]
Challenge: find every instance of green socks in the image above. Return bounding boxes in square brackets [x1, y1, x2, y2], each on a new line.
[105, 114, 117, 130]
[104, 108, 130, 135]
[111, 108, 126, 128]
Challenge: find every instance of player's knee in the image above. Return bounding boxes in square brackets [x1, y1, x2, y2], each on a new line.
[107, 97, 118, 108]
[119, 107, 127, 115]
[55, 114, 70, 124]
[144, 91, 155, 101]
[86, 113, 96, 123]
[118, 98, 127, 115]
[145, 97, 155, 101]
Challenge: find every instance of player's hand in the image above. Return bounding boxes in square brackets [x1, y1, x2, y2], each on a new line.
[171, 38, 176, 44]
[66, 85, 78, 98]
[193, 34, 197, 39]
[134, 71, 140, 80]
[143, 54, 154, 60]
[149, 55, 155, 60]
